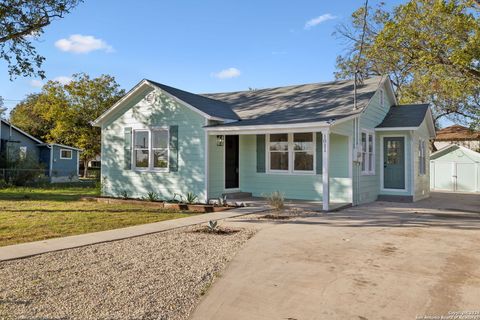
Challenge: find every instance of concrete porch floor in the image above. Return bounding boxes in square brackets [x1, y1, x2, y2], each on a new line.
[228, 197, 351, 212]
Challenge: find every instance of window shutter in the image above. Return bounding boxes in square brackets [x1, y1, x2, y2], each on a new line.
[169, 125, 179, 172]
[316, 132, 323, 174]
[256, 134, 266, 173]
[124, 127, 132, 170]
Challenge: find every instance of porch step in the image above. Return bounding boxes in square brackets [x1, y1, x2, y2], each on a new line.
[222, 192, 252, 199]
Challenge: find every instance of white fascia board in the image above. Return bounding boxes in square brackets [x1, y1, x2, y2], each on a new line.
[205, 121, 331, 135]
[375, 126, 419, 131]
[92, 79, 236, 126]
[38, 143, 82, 151]
[92, 79, 152, 127]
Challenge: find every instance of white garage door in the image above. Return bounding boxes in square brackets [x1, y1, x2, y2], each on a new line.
[430, 161, 479, 192]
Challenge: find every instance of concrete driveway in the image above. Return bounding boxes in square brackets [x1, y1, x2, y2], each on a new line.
[190, 192, 480, 320]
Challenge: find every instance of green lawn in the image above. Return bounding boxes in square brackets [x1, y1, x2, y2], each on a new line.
[0, 186, 195, 247]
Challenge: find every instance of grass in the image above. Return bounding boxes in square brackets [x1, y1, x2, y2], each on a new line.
[0, 186, 195, 247]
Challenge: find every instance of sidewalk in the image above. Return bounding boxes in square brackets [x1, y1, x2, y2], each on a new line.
[0, 206, 266, 262]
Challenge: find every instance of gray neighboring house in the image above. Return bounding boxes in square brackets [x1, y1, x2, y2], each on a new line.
[0, 120, 81, 183]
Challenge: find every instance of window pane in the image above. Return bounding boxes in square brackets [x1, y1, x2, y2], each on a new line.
[61, 150, 72, 158]
[368, 134, 373, 153]
[369, 153, 374, 172]
[269, 134, 288, 151]
[152, 130, 168, 149]
[270, 152, 288, 170]
[294, 151, 313, 171]
[134, 131, 149, 149]
[361, 153, 366, 171]
[153, 150, 168, 168]
[135, 150, 149, 167]
[293, 133, 313, 150]
[361, 132, 367, 151]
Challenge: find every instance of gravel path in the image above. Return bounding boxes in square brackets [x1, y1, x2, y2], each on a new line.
[0, 225, 256, 320]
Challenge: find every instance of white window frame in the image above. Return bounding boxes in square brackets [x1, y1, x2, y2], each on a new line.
[419, 139, 426, 176]
[60, 149, 73, 160]
[19, 146, 27, 160]
[133, 127, 170, 172]
[361, 130, 375, 175]
[266, 132, 316, 175]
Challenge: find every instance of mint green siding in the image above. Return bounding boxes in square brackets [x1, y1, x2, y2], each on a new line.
[208, 133, 351, 202]
[101, 88, 206, 200]
[356, 84, 396, 203]
[412, 119, 431, 200]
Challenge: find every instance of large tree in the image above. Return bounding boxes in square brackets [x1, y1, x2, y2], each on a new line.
[335, 0, 480, 128]
[10, 73, 125, 176]
[0, 0, 82, 79]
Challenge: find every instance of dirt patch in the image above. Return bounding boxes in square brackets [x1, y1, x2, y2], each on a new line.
[192, 226, 241, 235]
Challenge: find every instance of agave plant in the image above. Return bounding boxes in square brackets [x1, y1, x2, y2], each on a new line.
[185, 192, 198, 204]
[143, 191, 160, 201]
[207, 220, 218, 232]
[118, 189, 129, 199]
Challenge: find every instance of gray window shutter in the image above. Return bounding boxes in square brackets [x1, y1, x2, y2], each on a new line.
[256, 134, 266, 173]
[124, 127, 132, 170]
[316, 132, 323, 174]
[169, 125, 179, 172]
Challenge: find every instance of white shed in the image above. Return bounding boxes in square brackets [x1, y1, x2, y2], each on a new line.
[430, 144, 480, 193]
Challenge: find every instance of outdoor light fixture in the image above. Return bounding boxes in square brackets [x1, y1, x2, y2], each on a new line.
[216, 135, 224, 146]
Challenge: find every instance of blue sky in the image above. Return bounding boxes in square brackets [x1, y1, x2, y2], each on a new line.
[1, 0, 404, 114]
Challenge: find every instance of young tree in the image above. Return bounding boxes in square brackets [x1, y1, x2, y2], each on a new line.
[335, 0, 480, 128]
[10, 73, 125, 177]
[0, 0, 82, 79]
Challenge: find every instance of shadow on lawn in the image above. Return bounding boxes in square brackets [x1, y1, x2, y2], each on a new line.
[0, 190, 98, 202]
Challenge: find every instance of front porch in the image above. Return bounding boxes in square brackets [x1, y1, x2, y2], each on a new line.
[206, 128, 352, 211]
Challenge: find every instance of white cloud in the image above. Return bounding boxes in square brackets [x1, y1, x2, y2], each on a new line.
[55, 34, 114, 54]
[30, 79, 43, 88]
[212, 67, 241, 79]
[53, 76, 73, 85]
[304, 13, 337, 30]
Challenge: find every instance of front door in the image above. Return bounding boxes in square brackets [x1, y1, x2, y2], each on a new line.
[225, 135, 239, 189]
[383, 137, 405, 189]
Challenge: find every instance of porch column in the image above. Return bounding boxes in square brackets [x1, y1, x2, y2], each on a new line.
[322, 129, 330, 211]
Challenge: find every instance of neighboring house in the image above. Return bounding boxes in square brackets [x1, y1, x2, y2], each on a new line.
[0, 120, 81, 183]
[430, 144, 480, 193]
[92, 76, 435, 210]
[434, 125, 480, 152]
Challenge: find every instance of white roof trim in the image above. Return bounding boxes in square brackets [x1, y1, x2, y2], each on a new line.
[431, 144, 480, 158]
[206, 121, 331, 134]
[1, 119, 43, 144]
[375, 126, 419, 131]
[92, 80, 152, 126]
[92, 79, 235, 127]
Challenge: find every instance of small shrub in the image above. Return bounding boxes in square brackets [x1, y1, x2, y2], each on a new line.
[217, 195, 228, 207]
[266, 191, 285, 211]
[143, 191, 160, 202]
[185, 192, 198, 204]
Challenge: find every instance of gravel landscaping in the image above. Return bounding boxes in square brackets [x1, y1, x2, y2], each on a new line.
[0, 224, 256, 320]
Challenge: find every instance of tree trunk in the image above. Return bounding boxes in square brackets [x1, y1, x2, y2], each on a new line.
[82, 159, 90, 178]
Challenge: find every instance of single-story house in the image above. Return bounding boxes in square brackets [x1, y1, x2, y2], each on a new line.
[92, 76, 435, 210]
[430, 144, 480, 193]
[0, 119, 81, 183]
[434, 124, 480, 152]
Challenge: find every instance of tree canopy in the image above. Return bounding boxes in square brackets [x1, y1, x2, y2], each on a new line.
[0, 0, 82, 79]
[10, 73, 125, 174]
[335, 0, 480, 128]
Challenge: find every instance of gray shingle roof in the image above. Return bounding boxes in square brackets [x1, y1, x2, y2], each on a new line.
[147, 80, 241, 120]
[203, 76, 385, 127]
[376, 104, 430, 128]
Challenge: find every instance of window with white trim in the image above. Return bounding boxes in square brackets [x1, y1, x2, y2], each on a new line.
[60, 149, 72, 159]
[361, 131, 375, 174]
[19, 146, 27, 160]
[419, 139, 426, 175]
[268, 133, 315, 173]
[133, 128, 169, 171]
